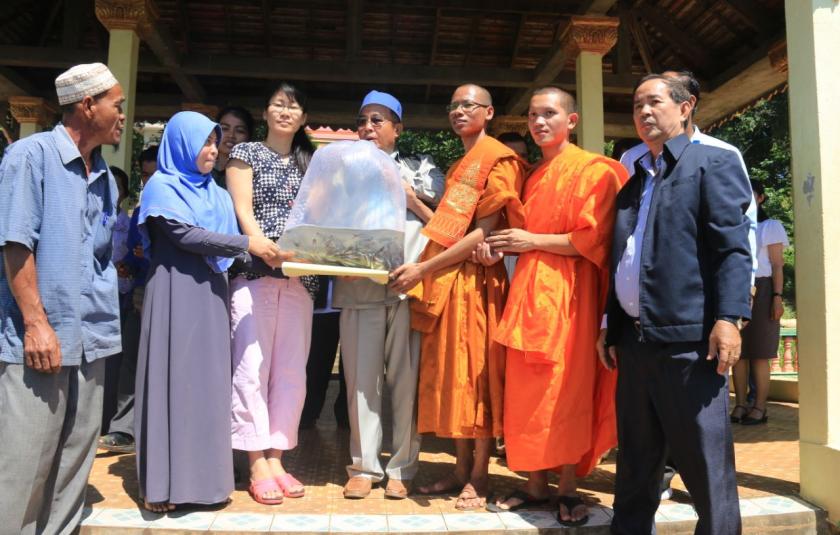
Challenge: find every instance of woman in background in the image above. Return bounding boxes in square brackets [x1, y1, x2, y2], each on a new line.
[731, 179, 789, 425]
[213, 105, 254, 188]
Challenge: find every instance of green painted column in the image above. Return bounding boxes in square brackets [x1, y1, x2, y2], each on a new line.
[102, 28, 139, 172]
[785, 0, 840, 524]
[563, 16, 619, 155]
[576, 51, 606, 154]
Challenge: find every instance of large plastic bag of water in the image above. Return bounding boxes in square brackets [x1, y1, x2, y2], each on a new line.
[279, 140, 406, 271]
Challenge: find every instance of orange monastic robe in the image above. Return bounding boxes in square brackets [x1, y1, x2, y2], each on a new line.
[495, 144, 627, 476]
[409, 136, 525, 439]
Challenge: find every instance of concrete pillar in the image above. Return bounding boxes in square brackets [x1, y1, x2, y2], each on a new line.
[562, 16, 618, 154]
[784, 0, 840, 524]
[8, 96, 58, 139]
[95, 0, 156, 171]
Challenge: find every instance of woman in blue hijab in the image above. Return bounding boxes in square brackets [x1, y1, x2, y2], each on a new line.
[134, 111, 287, 513]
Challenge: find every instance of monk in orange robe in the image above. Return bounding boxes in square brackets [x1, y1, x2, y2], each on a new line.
[389, 84, 525, 511]
[478, 87, 627, 525]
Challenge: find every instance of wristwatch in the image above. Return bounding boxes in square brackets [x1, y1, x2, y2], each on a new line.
[718, 315, 745, 330]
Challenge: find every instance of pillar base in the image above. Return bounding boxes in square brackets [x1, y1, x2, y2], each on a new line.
[800, 441, 840, 526]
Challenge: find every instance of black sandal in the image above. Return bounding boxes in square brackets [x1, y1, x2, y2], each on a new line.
[730, 404, 749, 423]
[486, 489, 551, 512]
[740, 407, 768, 425]
[556, 494, 589, 527]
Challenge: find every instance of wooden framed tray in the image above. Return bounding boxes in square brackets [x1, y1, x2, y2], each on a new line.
[281, 261, 391, 285]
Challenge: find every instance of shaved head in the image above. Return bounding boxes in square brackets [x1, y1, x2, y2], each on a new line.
[532, 86, 576, 113]
[454, 84, 492, 106]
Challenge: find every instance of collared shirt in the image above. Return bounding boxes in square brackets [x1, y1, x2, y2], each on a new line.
[619, 126, 758, 281]
[0, 124, 121, 365]
[614, 152, 661, 318]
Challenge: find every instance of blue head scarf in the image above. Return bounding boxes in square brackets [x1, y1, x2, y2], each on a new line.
[138, 111, 240, 273]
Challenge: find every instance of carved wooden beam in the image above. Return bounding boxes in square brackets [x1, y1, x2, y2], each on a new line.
[768, 40, 788, 75]
[95, 0, 205, 102]
[634, 2, 713, 73]
[346, 0, 362, 61]
[8, 96, 58, 128]
[506, 16, 619, 115]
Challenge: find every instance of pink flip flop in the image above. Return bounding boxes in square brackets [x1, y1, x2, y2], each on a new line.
[276, 473, 305, 498]
[249, 478, 284, 505]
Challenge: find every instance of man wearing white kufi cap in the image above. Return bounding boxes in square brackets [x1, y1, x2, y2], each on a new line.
[0, 63, 125, 534]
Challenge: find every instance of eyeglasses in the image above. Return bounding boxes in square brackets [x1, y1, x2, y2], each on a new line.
[356, 114, 391, 129]
[446, 100, 490, 113]
[269, 102, 303, 114]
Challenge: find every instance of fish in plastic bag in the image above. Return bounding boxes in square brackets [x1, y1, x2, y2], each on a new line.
[280, 140, 406, 271]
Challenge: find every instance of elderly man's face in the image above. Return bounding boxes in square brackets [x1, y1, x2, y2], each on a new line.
[89, 84, 126, 146]
[357, 104, 401, 153]
[633, 79, 689, 147]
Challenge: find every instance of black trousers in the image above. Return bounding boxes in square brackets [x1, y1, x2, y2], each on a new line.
[300, 312, 347, 425]
[610, 325, 741, 535]
[102, 305, 141, 437]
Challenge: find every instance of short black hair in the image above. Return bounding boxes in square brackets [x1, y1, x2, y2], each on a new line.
[139, 144, 158, 164]
[634, 74, 691, 105]
[664, 69, 701, 115]
[109, 165, 129, 194]
[215, 105, 255, 140]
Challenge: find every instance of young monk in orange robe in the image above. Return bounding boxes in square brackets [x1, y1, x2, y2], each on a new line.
[477, 87, 627, 525]
[389, 84, 525, 511]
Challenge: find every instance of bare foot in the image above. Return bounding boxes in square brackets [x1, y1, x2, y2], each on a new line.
[557, 494, 589, 525]
[267, 457, 304, 496]
[143, 499, 175, 513]
[251, 458, 283, 502]
[417, 472, 466, 495]
[493, 487, 550, 511]
[455, 481, 487, 511]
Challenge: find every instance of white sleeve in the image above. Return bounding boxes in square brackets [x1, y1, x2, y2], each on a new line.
[764, 220, 789, 247]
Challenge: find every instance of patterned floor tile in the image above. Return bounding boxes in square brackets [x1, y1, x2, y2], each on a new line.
[330, 514, 389, 532]
[751, 495, 814, 514]
[210, 512, 275, 531]
[270, 514, 331, 532]
[80, 507, 102, 525]
[83, 507, 156, 527]
[657, 503, 699, 522]
[146, 510, 217, 530]
[738, 499, 765, 517]
[498, 510, 558, 530]
[582, 505, 612, 527]
[441, 513, 505, 532]
[387, 514, 447, 532]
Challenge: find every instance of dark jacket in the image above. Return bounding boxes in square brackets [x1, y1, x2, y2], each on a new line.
[605, 134, 752, 345]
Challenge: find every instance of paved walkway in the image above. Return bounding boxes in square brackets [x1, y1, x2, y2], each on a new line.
[83, 386, 808, 531]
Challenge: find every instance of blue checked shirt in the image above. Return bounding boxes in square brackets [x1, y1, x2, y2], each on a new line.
[0, 124, 121, 365]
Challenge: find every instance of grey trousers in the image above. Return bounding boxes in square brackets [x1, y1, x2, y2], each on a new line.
[340, 300, 421, 482]
[0, 358, 106, 535]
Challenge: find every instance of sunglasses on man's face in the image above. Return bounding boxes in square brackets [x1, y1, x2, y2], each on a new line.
[356, 114, 391, 129]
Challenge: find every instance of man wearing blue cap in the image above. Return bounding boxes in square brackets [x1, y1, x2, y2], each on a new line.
[334, 90, 445, 499]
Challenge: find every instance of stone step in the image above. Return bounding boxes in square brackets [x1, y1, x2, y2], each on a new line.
[79, 495, 829, 534]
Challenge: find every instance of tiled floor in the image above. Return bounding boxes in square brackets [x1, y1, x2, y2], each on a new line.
[86, 384, 801, 517]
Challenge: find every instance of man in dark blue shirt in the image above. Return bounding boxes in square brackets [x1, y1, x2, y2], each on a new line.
[603, 75, 752, 535]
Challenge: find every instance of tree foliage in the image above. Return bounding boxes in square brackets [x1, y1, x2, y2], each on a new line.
[708, 92, 795, 307]
[396, 129, 465, 170]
